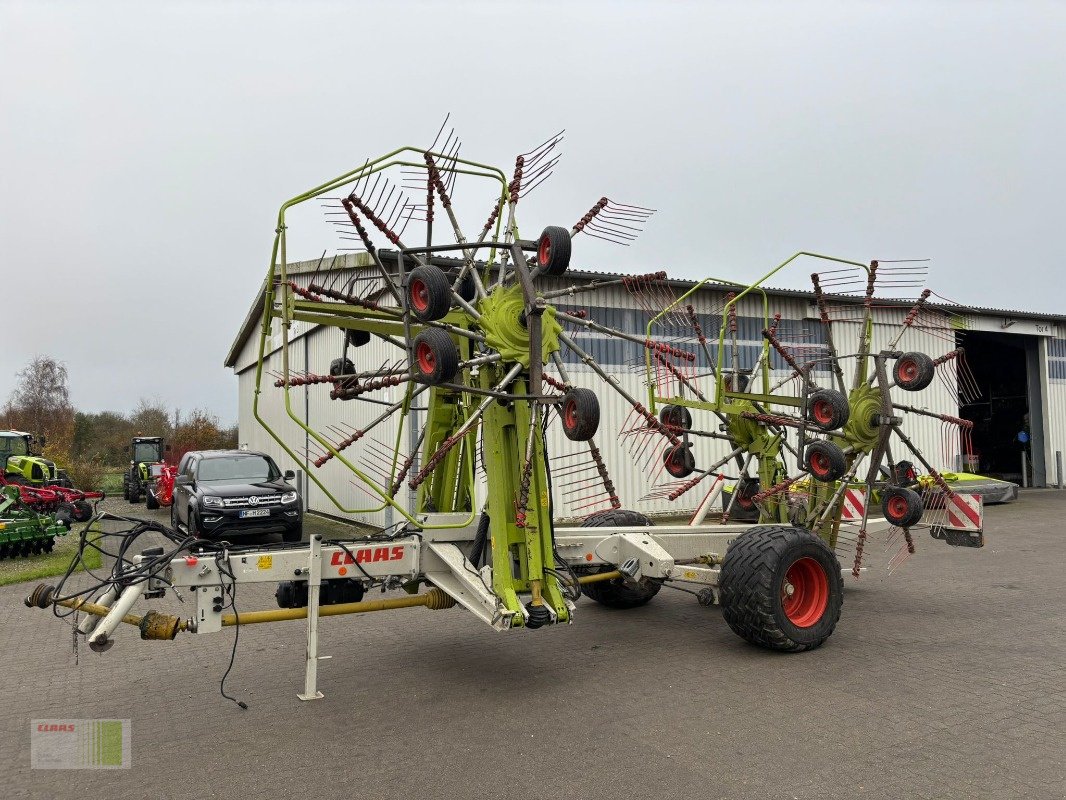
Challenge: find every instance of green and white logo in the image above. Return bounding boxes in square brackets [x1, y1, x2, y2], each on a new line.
[31, 719, 130, 769]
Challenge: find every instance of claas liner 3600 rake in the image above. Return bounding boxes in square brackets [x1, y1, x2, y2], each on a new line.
[25, 127, 984, 701]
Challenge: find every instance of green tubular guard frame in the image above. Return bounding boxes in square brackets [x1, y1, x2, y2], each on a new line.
[251, 146, 574, 625]
[645, 253, 880, 544]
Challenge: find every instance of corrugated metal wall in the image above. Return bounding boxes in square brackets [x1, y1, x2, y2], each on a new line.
[1042, 335, 1066, 484]
[235, 265, 997, 525]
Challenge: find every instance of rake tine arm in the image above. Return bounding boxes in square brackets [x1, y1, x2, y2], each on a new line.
[811, 275, 848, 394]
[314, 384, 430, 468]
[558, 331, 680, 446]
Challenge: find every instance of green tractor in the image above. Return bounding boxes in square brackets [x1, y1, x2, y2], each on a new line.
[0, 430, 72, 488]
[123, 436, 170, 508]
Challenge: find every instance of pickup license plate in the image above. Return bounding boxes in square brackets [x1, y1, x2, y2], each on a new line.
[239, 508, 270, 519]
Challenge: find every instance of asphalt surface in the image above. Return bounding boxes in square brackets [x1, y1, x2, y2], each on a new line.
[2, 493, 1064, 799]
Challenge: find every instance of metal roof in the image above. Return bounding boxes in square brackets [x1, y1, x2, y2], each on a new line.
[225, 249, 1066, 368]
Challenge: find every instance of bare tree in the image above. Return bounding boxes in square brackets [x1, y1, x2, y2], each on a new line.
[3, 356, 75, 460]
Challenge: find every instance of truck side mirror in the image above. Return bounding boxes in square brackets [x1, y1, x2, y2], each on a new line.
[284, 470, 296, 481]
[38, 436, 46, 448]
[165, 444, 172, 452]
[174, 475, 192, 487]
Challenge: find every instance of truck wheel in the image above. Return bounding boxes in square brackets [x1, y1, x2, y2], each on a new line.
[122, 478, 129, 501]
[806, 389, 850, 431]
[128, 476, 140, 504]
[577, 510, 661, 608]
[146, 490, 160, 510]
[894, 352, 935, 391]
[720, 525, 843, 652]
[407, 265, 453, 322]
[560, 388, 599, 441]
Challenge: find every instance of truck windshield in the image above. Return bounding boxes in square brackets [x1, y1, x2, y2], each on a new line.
[196, 456, 278, 483]
[133, 443, 162, 463]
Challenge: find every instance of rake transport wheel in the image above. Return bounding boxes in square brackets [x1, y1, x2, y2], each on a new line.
[728, 477, 762, 523]
[560, 388, 600, 441]
[720, 525, 843, 652]
[537, 225, 572, 276]
[330, 357, 355, 377]
[578, 510, 662, 608]
[804, 440, 847, 482]
[663, 443, 696, 478]
[881, 486, 923, 527]
[412, 328, 460, 385]
[345, 328, 371, 348]
[658, 404, 693, 430]
[894, 351, 935, 391]
[806, 389, 850, 431]
[407, 265, 453, 322]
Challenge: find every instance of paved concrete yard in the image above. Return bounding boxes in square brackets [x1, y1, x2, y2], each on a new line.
[2, 492, 1064, 799]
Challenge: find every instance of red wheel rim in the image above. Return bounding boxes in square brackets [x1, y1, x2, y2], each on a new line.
[898, 359, 917, 381]
[410, 278, 429, 312]
[887, 494, 908, 521]
[538, 235, 551, 266]
[782, 556, 829, 627]
[810, 451, 830, 477]
[813, 399, 833, 425]
[564, 399, 578, 430]
[416, 341, 436, 375]
[666, 446, 687, 476]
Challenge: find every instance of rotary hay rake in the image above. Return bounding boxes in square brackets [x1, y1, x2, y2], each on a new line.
[24, 125, 985, 702]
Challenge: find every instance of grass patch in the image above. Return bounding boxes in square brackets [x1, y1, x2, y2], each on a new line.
[99, 469, 125, 495]
[0, 525, 103, 588]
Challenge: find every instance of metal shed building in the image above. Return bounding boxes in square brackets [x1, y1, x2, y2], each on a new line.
[226, 253, 1066, 527]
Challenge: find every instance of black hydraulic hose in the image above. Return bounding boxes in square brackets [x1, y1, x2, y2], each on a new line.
[469, 512, 490, 568]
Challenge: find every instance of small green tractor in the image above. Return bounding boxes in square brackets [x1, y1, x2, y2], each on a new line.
[123, 436, 170, 508]
[0, 430, 72, 487]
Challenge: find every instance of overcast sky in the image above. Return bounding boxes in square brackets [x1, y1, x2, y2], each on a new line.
[2, 1, 1063, 422]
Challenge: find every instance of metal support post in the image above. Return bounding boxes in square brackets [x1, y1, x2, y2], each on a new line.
[1057, 451, 1062, 489]
[1021, 451, 1029, 489]
[296, 469, 307, 513]
[298, 534, 325, 700]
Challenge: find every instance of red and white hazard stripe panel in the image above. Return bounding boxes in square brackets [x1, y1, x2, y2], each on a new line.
[945, 492, 983, 530]
[840, 487, 866, 522]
